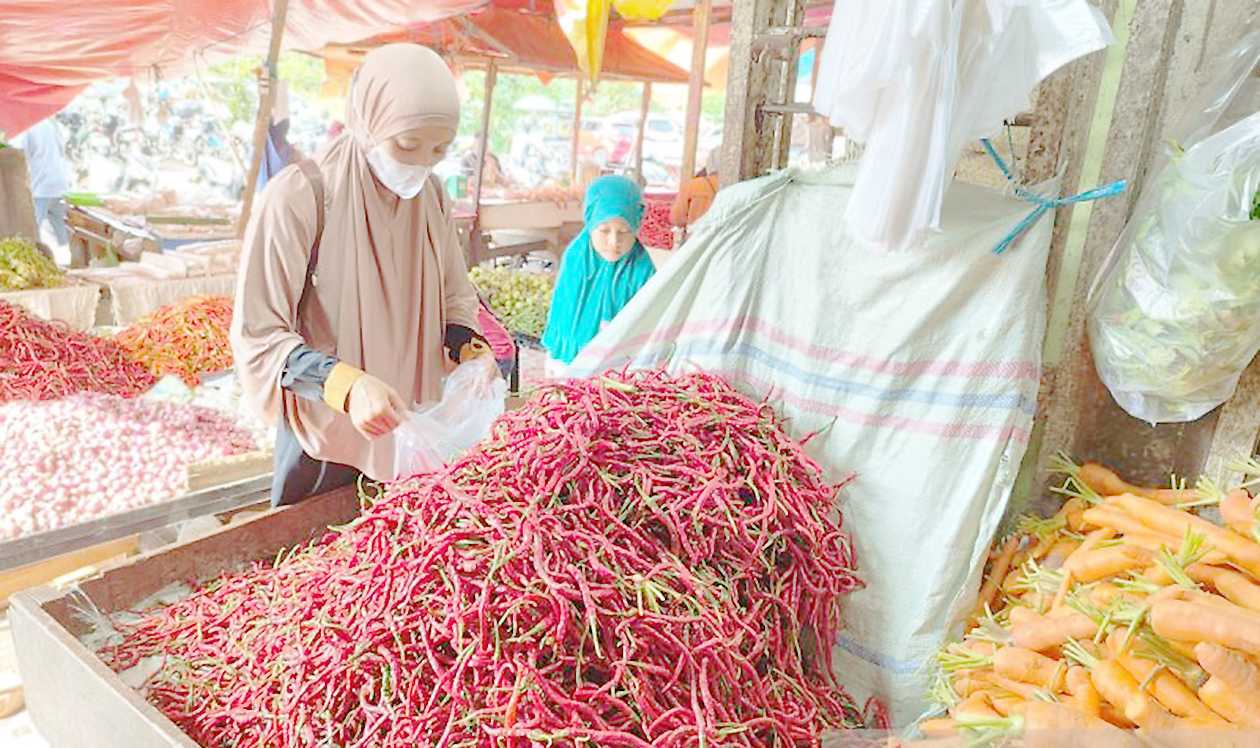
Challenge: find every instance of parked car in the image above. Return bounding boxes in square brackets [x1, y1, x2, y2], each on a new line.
[605, 112, 683, 167]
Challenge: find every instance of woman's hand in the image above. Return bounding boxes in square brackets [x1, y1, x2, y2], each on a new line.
[347, 373, 407, 439]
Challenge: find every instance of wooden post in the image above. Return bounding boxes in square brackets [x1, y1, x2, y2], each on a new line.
[719, 0, 794, 187]
[771, 0, 806, 170]
[472, 61, 498, 214]
[469, 61, 498, 267]
[0, 148, 37, 244]
[680, 0, 713, 181]
[634, 81, 652, 179]
[570, 77, 584, 183]
[236, 0, 291, 238]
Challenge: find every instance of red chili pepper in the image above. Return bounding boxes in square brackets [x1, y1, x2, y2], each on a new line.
[0, 301, 155, 402]
[114, 295, 234, 386]
[99, 369, 878, 747]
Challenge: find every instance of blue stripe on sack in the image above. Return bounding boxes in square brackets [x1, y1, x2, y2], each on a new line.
[605, 339, 1037, 415]
[834, 635, 923, 675]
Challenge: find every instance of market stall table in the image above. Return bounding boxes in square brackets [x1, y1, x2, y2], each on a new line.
[66, 269, 237, 328]
[0, 281, 100, 332]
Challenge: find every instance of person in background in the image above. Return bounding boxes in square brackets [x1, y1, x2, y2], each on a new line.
[541, 175, 656, 375]
[669, 146, 720, 239]
[461, 135, 508, 190]
[256, 73, 305, 193]
[12, 119, 71, 249]
[231, 44, 493, 507]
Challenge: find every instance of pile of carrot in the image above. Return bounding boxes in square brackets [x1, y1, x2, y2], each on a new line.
[924, 454, 1260, 742]
[114, 295, 233, 386]
[0, 300, 156, 402]
[99, 370, 884, 746]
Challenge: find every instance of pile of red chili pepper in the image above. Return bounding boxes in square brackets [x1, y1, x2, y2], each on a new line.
[114, 295, 234, 386]
[100, 370, 881, 747]
[0, 301, 156, 402]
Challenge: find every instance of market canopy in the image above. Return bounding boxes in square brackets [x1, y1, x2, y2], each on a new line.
[320, 5, 689, 93]
[0, 0, 487, 136]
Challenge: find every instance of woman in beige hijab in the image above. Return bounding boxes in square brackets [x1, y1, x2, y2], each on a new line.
[231, 44, 489, 506]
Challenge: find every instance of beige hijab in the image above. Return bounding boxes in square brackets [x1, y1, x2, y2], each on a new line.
[231, 44, 480, 480]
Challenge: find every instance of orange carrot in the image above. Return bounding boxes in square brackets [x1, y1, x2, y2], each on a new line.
[1066, 665, 1101, 717]
[1019, 700, 1114, 731]
[950, 690, 1000, 720]
[973, 534, 1022, 620]
[949, 674, 988, 698]
[979, 672, 1046, 700]
[1194, 642, 1260, 692]
[1150, 599, 1260, 656]
[993, 647, 1065, 691]
[1081, 506, 1177, 539]
[1063, 498, 1088, 533]
[961, 639, 998, 656]
[1040, 538, 1081, 570]
[1080, 463, 1199, 505]
[1198, 676, 1260, 727]
[918, 717, 958, 737]
[1105, 633, 1220, 722]
[1011, 610, 1097, 651]
[1088, 582, 1138, 610]
[1190, 565, 1260, 612]
[987, 691, 1026, 717]
[1098, 702, 1136, 729]
[1121, 532, 1228, 565]
[1219, 488, 1254, 536]
[1064, 544, 1153, 583]
[1008, 605, 1040, 626]
[1106, 494, 1260, 578]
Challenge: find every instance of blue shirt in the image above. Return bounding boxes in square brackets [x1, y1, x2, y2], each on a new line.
[12, 120, 70, 198]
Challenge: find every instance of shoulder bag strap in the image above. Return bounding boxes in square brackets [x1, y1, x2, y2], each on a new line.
[294, 159, 325, 320]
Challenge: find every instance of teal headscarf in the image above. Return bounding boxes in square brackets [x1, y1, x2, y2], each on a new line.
[542, 176, 656, 364]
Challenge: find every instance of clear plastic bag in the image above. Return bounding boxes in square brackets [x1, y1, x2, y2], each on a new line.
[1088, 29, 1260, 424]
[391, 357, 507, 479]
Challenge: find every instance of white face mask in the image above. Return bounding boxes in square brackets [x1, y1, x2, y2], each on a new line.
[366, 144, 431, 199]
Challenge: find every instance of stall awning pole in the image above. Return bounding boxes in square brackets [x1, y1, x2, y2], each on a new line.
[634, 81, 652, 179]
[570, 76, 584, 184]
[680, 0, 712, 181]
[237, 0, 291, 238]
[468, 60, 498, 266]
[472, 60, 499, 216]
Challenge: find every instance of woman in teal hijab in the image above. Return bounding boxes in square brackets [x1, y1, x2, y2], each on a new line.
[542, 175, 656, 366]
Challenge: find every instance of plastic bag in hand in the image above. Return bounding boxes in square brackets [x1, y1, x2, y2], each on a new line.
[391, 357, 507, 479]
[1088, 29, 1260, 423]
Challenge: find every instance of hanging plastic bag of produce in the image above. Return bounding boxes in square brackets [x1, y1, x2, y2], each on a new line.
[391, 357, 507, 479]
[611, 0, 673, 22]
[1088, 30, 1260, 424]
[554, 0, 612, 85]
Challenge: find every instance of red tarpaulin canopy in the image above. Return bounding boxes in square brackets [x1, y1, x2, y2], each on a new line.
[0, 0, 488, 136]
[329, 6, 689, 83]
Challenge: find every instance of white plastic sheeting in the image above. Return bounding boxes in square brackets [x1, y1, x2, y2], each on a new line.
[813, 0, 1110, 251]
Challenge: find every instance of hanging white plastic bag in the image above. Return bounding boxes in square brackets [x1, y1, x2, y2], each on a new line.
[391, 357, 507, 479]
[1088, 30, 1260, 424]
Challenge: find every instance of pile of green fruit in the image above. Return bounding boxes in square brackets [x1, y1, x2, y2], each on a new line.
[0, 236, 63, 291]
[469, 265, 554, 340]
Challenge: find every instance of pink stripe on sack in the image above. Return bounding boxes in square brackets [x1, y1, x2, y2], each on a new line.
[703, 367, 1032, 445]
[581, 317, 1039, 380]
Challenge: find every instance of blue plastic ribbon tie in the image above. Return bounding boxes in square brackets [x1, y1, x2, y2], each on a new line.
[979, 137, 1127, 255]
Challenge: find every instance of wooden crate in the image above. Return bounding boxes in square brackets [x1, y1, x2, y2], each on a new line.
[8, 486, 359, 748]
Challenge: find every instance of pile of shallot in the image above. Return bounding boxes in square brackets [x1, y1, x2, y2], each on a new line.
[0, 393, 255, 540]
